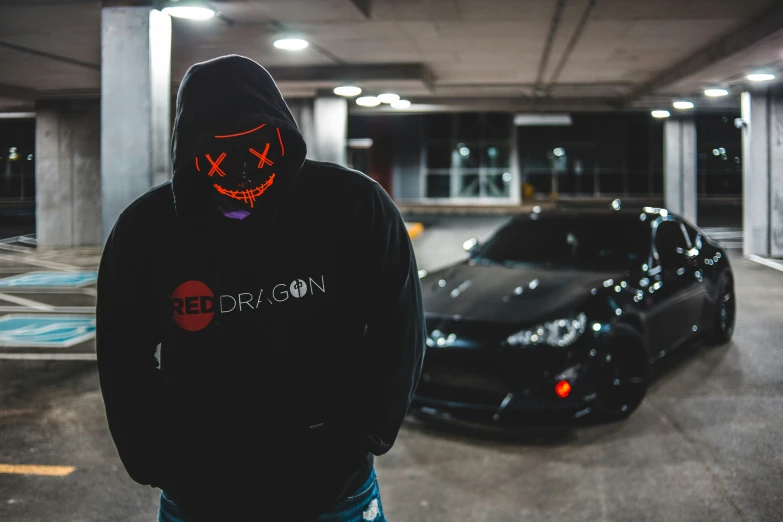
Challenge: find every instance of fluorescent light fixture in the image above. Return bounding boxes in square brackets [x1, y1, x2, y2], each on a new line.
[514, 113, 572, 126]
[673, 101, 694, 109]
[651, 110, 670, 118]
[704, 88, 728, 97]
[161, 6, 215, 20]
[347, 138, 373, 149]
[0, 112, 36, 119]
[377, 93, 400, 104]
[746, 72, 775, 82]
[274, 38, 309, 51]
[333, 85, 362, 97]
[391, 99, 411, 109]
[356, 96, 381, 107]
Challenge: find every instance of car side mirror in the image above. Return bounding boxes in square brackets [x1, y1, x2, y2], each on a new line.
[462, 237, 480, 256]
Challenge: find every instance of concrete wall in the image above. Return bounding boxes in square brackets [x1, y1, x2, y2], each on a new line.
[35, 100, 101, 247]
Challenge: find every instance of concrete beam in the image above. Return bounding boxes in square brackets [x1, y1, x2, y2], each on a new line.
[0, 82, 35, 102]
[265, 63, 432, 85]
[347, 0, 371, 19]
[0, 40, 99, 71]
[624, 3, 783, 103]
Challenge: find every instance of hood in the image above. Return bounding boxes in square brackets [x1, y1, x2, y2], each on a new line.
[171, 55, 307, 220]
[421, 262, 622, 325]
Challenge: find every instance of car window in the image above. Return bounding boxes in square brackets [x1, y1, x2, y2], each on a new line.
[474, 215, 650, 271]
[654, 220, 689, 267]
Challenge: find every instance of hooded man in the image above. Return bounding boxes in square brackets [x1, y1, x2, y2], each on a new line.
[96, 55, 425, 522]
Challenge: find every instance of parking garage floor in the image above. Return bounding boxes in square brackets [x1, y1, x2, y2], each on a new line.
[0, 219, 781, 522]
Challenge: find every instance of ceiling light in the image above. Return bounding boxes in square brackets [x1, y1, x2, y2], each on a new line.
[333, 85, 362, 97]
[161, 6, 215, 20]
[651, 110, 670, 118]
[704, 88, 728, 97]
[673, 101, 694, 109]
[356, 96, 381, 107]
[273, 38, 309, 51]
[377, 93, 400, 104]
[390, 99, 411, 109]
[746, 72, 775, 82]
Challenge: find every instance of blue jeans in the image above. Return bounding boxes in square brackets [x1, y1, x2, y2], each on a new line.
[158, 467, 386, 522]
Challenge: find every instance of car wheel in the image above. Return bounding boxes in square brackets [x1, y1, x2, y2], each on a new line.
[706, 271, 735, 344]
[592, 329, 649, 422]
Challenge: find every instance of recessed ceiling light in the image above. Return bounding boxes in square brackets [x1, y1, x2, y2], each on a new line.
[651, 110, 670, 118]
[704, 88, 729, 97]
[273, 38, 309, 51]
[746, 72, 775, 82]
[377, 93, 400, 104]
[673, 101, 694, 109]
[391, 99, 411, 109]
[161, 6, 215, 20]
[356, 96, 381, 107]
[333, 85, 362, 97]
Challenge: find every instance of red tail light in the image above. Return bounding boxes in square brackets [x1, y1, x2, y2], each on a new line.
[555, 380, 571, 399]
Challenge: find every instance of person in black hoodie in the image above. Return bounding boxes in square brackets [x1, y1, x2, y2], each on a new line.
[96, 54, 425, 522]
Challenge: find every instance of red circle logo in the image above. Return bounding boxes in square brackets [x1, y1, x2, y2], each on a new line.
[171, 280, 215, 331]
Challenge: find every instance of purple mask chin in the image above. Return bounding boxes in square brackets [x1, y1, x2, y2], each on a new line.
[221, 208, 252, 220]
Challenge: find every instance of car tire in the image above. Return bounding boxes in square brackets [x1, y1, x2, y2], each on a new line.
[705, 270, 735, 345]
[591, 325, 650, 423]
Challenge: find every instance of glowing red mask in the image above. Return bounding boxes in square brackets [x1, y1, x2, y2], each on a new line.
[194, 124, 285, 208]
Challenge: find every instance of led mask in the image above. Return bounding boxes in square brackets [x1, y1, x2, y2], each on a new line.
[194, 123, 285, 209]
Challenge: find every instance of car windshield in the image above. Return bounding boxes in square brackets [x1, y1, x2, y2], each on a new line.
[474, 215, 650, 271]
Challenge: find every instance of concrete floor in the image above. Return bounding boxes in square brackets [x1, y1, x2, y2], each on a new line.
[0, 218, 781, 522]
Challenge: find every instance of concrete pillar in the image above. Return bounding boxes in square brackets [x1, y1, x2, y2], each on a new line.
[35, 100, 102, 247]
[509, 122, 522, 204]
[287, 98, 316, 158]
[663, 117, 697, 224]
[311, 96, 347, 166]
[101, 7, 171, 242]
[741, 87, 783, 257]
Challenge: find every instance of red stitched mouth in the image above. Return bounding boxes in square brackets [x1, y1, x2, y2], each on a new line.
[213, 173, 275, 208]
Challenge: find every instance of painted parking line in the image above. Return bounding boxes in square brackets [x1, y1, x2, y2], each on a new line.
[0, 271, 98, 288]
[0, 464, 75, 476]
[0, 292, 55, 312]
[748, 254, 783, 273]
[0, 306, 94, 314]
[0, 315, 96, 348]
[406, 222, 424, 239]
[0, 253, 81, 272]
[0, 353, 96, 361]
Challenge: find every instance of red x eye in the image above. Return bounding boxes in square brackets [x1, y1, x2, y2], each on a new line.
[205, 152, 227, 177]
[249, 143, 274, 169]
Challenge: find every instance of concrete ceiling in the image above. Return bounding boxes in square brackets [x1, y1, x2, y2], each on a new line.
[0, 0, 782, 111]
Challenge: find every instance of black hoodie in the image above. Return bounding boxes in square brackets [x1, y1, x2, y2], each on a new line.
[96, 55, 425, 521]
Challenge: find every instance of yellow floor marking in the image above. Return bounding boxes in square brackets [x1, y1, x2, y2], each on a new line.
[0, 464, 75, 476]
[407, 222, 424, 239]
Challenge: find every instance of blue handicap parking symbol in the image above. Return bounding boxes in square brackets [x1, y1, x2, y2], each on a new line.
[0, 271, 98, 288]
[0, 315, 96, 348]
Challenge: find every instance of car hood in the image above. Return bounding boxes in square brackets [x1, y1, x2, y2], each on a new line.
[421, 262, 622, 325]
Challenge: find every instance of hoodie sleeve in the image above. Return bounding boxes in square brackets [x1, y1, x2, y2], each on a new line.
[96, 214, 166, 487]
[352, 182, 426, 456]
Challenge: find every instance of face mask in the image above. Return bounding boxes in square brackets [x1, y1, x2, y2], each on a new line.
[193, 124, 286, 219]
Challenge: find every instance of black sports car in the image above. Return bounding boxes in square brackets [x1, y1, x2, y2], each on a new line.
[412, 208, 735, 425]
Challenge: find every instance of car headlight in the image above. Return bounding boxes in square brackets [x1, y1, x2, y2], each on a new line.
[506, 313, 587, 347]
